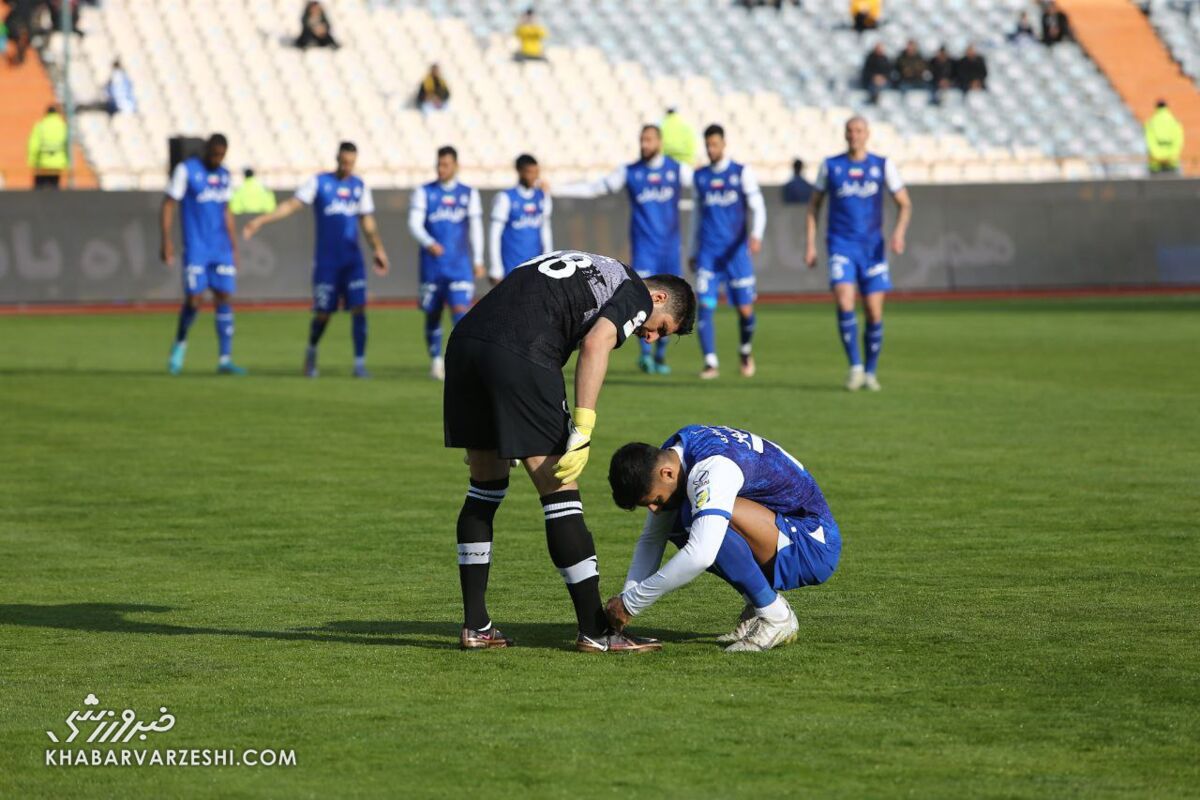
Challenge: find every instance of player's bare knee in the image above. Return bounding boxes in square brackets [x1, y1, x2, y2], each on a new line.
[467, 450, 510, 482]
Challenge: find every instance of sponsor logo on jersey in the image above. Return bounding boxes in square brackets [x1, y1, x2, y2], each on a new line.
[195, 186, 230, 203]
[835, 180, 881, 199]
[323, 199, 360, 216]
[704, 189, 740, 207]
[428, 205, 467, 223]
[635, 186, 675, 204]
[510, 214, 543, 229]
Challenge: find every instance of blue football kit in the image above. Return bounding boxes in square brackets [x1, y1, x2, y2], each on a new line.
[621, 425, 841, 616]
[814, 152, 904, 295]
[295, 172, 375, 312]
[489, 186, 552, 280]
[167, 157, 234, 295]
[691, 159, 764, 308]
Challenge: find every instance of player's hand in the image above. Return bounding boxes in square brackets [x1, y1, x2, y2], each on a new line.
[748, 236, 762, 256]
[427, 242, 445, 257]
[373, 249, 390, 276]
[160, 241, 174, 266]
[242, 219, 260, 241]
[605, 595, 631, 632]
[553, 407, 595, 485]
[804, 242, 817, 269]
[890, 231, 906, 255]
[473, 263, 485, 279]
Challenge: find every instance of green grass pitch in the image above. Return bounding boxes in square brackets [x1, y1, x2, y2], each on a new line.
[1, 296, 1198, 799]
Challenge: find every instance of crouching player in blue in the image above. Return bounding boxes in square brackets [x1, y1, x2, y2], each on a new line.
[690, 124, 766, 380]
[161, 133, 244, 375]
[243, 142, 389, 378]
[606, 424, 841, 652]
[806, 116, 912, 391]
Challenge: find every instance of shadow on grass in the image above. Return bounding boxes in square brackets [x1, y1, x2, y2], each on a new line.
[0, 603, 712, 651]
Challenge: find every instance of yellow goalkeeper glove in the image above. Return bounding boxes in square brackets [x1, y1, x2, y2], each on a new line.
[553, 407, 596, 484]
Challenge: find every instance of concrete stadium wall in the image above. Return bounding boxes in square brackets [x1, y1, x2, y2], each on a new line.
[1, 180, 1198, 304]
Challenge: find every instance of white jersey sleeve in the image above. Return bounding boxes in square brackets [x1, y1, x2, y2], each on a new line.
[166, 162, 189, 201]
[359, 182, 375, 215]
[541, 194, 554, 253]
[488, 192, 510, 280]
[884, 158, 905, 193]
[813, 160, 829, 193]
[555, 165, 626, 198]
[741, 164, 767, 240]
[294, 174, 319, 206]
[622, 510, 674, 592]
[620, 456, 746, 615]
[407, 187, 435, 248]
[468, 188, 484, 265]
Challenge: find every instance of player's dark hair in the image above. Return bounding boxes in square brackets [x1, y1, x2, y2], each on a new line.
[641, 124, 661, 137]
[609, 443, 663, 511]
[704, 124, 725, 139]
[438, 145, 458, 161]
[515, 153, 538, 170]
[644, 274, 697, 337]
[207, 133, 228, 149]
[793, 158, 804, 175]
[339, 141, 357, 154]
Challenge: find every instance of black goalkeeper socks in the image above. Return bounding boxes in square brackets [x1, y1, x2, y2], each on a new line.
[541, 490, 607, 638]
[456, 478, 508, 630]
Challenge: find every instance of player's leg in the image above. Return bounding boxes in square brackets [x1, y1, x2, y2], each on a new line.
[721, 497, 802, 652]
[695, 266, 720, 379]
[860, 240, 891, 391]
[651, 249, 682, 374]
[420, 281, 447, 380]
[308, 273, 337, 378]
[448, 279, 473, 326]
[444, 336, 512, 648]
[727, 253, 758, 377]
[829, 247, 864, 390]
[211, 264, 245, 375]
[168, 265, 206, 374]
[632, 252, 656, 372]
[346, 261, 369, 378]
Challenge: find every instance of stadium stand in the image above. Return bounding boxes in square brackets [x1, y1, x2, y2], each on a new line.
[1145, 0, 1200, 85]
[29, 0, 1157, 189]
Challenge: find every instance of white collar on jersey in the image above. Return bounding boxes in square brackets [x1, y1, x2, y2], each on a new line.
[513, 184, 537, 197]
[671, 444, 686, 472]
[709, 157, 732, 173]
[643, 154, 665, 169]
[438, 179, 460, 190]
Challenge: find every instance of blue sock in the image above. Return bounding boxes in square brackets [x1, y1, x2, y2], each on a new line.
[352, 313, 367, 359]
[698, 304, 717, 363]
[706, 528, 777, 609]
[309, 316, 329, 347]
[215, 303, 234, 359]
[837, 309, 861, 367]
[424, 310, 443, 358]
[640, 339, 651, 359]
[175, 302, 197, 343]
[864, 321, 883, 374]
[654, 337, 668, 363]
[738, 311, 756, 356]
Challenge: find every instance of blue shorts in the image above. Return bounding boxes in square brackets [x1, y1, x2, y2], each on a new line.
[632, 244, 682, 278]
[696, 249, 756, 308]
[772, 511, 841, 590]
[183, 262, 236, 296]
[827, 237, 892, 294]
[313, 260, 367, 313]
[420, 277, 475, 313]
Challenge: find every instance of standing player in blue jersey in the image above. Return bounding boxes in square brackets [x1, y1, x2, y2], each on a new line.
[488, 153, 552, 284]
[408, 146, 483, 381]
[606, 424, 841, 652]
[689, 125, 767, 380]
[161, 134, 245, 375]
[242, 142, 389, 378]
[806, 116, 912, 391]
[557, 125, 693, 375]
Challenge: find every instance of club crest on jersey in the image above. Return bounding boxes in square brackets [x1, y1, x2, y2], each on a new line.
[459, 194, 468, 205]
[730, 174, 740, 186]
[869, 165, 881, 178]
[666, 170, 675, 181]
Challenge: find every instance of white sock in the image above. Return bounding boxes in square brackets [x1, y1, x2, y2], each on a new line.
[354, 356, 365, 369]
[739, 343, 752, 356]
[704, 353, 719, 369]
[756, 594, 790, 624]
[218, 354, 231, 366]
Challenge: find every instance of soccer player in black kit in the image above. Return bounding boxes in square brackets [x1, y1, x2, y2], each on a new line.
[445, 250, 696, 651]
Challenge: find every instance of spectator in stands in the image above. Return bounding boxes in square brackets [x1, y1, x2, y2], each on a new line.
[1145, 99, 1185, 175]
[514, 7, 547, 62]
[894, 40, 929, 92]
[1041, 1, 1070, 46]
[296, 1, 338, 49]
[5, 0, 34, 65]
[928, 44, 956, 104]
[661, 107, 697, 165]
[850, 0, 881, 33]
[417, 63, 451, 114]
[229, 168, 278, 214]
[861, 43, 892, 105]
[957, 44, 987, 92]
[782, 159, 813, 205]
[1010, 11, 1037, 43]
[27, 104, 68, 189]
[105, 60, 136, 115]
